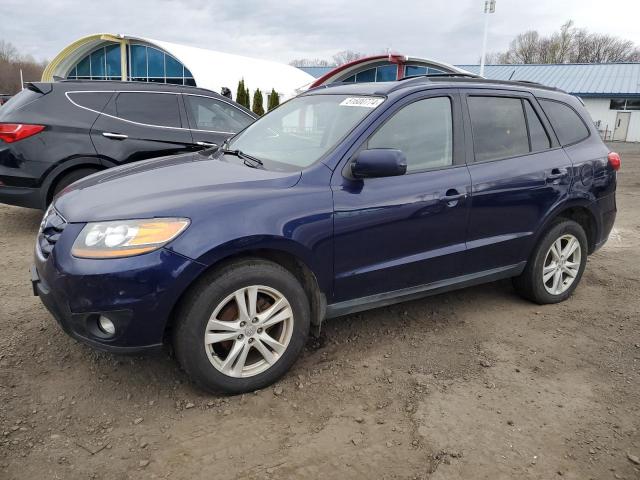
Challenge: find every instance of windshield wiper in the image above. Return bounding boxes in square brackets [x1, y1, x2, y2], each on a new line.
[220, 148, 264, 169]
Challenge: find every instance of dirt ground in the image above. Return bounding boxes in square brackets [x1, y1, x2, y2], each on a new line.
[1, 147, 639, 480]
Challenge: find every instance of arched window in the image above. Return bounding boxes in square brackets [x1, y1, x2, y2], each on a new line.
[67, 44, 196, 86]
[404, 65, 445, 77]
[67, 44, 122, 80]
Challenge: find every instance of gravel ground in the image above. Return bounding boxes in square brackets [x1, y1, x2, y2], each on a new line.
[1, 149, 639, 480]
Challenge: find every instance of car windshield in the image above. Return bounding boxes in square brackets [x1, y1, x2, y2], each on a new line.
[225, 94, 384, 171]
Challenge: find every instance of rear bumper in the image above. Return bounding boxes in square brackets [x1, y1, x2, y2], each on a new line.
[594, 208, 616, 252]
[0, 185, 43, 209]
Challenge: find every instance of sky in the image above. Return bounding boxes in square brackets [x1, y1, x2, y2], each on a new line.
[4, 0, 640, 65]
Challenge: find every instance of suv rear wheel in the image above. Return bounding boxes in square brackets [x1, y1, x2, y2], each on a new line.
[173, 259, 310, 394]
[50, 168, 99, 202]
[513, 219, 588, 304]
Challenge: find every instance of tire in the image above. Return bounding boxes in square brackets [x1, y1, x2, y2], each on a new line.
[50, 168, 99, 201]
[513, 219, 588, 305]
[173, 258, 311, 394]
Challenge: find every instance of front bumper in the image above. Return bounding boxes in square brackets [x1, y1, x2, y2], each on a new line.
[32, 233, 206, 353]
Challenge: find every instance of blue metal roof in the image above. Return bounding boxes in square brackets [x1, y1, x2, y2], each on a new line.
[457, 63, 640, 97]
[297, 66, 336, 78]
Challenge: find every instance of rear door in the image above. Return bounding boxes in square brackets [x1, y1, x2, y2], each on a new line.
[461, 89, 572, 274]
[183, 94, 255, 149]
[91, 91, 193, 165]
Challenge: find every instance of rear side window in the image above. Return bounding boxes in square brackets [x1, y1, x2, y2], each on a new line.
[539, 99, 589, 145]
[524, 100, 551, 151]
[184, 95, 254, 133]
[68, 92, 113, 112]
[468, 96, 529, 162]
[115, 92, 181, 128]
[0, 88, 42, 116]
[368, 96, 453, 172]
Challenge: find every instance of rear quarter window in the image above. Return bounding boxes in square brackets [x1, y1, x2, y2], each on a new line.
[68, 92, 113, 112]
[0, 88, 42, 116]
[539, 99, 589, 146]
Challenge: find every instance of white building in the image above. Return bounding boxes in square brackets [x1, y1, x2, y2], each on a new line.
[42, 33, 315, 102]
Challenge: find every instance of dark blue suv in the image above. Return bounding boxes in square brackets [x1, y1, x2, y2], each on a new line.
[32, 75, 619, 393]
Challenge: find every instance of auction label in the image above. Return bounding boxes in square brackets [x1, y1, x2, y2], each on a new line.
[339, 97, 384, 108]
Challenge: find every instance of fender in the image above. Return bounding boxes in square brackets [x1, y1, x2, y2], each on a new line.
[39, 156, 108, 208]
[185, 234, 332, 296]
[530, 194, 600, 253]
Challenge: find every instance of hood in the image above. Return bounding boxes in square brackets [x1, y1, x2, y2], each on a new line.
[55, 152, 301, 222]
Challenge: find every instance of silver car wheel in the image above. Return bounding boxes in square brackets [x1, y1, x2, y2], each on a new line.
[542, 234, 582, 295]
[204, 285, 294, 378]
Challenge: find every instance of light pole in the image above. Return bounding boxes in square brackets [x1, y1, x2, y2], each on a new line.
[479, 0, 496, 77]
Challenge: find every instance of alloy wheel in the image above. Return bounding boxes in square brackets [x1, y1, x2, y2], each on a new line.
[542, 234, 581, 295]
[204, 285, 294, 378]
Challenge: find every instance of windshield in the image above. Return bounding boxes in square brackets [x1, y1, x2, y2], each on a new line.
[226, 94, 384, 171]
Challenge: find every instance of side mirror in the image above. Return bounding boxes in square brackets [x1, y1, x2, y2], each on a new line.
[350, 149, 407, 179]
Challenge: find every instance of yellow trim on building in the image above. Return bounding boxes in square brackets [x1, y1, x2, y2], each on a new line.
[41, 33, 130, 81]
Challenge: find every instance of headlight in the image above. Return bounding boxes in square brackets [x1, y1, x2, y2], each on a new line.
[71, 218, 190, 259]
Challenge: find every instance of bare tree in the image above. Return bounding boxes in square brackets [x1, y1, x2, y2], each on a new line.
[289, 58, 332, 67]
[290, 50, 367, 68]
[0, 40, 47, 95]
[332, 50, 366, 66]
[485, 20, 640, 64]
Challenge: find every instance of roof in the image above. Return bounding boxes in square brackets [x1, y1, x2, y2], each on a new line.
[43, 33, 316, 100]
[457, 63, 640, 97]
[297, 66, 336, 78]
[309, 55, 468, 87]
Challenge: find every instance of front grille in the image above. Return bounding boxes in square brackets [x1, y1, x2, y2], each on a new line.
[38, 208, 67, 258]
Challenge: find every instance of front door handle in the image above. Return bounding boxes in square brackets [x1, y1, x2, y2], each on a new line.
[196, 141, 218, 148]
[102, 132, 128, 140]
[441, 189, 467, 207]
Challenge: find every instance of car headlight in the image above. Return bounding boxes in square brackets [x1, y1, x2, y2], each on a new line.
[71, 218, 190, 259]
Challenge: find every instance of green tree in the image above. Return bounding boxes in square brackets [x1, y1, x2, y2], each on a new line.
[245, 87, 250, 109]
[236, 79, 250, 108]
[267, 89, 280, 111]
[252, 88, 265, 116]
[236, 79, 245, 106]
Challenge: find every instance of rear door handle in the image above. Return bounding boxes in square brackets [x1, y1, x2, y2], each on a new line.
[441, 189, 467, 207]
[546, 168, 568, 181]
[196, 141, 218, 148]
[102, 132, 128, 140]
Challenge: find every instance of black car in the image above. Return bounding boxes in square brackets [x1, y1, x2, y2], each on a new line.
[0, 81, 257, 209]
[0, 94, 11, 106]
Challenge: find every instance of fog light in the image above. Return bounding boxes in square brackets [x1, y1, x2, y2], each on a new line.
[98, 316, 116, 336]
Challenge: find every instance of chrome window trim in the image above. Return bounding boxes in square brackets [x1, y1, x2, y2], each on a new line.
[64, 90, 239, 134]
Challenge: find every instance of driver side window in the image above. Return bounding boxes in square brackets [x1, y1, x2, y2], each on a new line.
[368, 96, 453, 173]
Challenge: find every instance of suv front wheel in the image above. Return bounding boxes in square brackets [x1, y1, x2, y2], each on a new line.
[173, 259, 310, 394]
[513, 219, 588, 304]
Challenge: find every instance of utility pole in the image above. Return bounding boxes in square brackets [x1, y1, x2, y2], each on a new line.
[19, 69, 24, 91]
[479, 0, 496, 77]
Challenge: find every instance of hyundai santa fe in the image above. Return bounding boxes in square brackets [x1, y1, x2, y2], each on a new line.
[32, 75, 619, 394]
[0, 81, 256, 209]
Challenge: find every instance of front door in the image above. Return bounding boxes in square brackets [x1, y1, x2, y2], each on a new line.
[613, 111, 631, 141]
[182, 94, 255, 149]
[332, 91, 471, 303]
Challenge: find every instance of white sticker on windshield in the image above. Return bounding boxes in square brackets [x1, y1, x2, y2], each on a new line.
[339, 97, 384, 108]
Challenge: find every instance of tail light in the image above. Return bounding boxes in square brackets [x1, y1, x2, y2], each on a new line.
[0, 123, 45, 143]
[607, 152, 621, 171]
